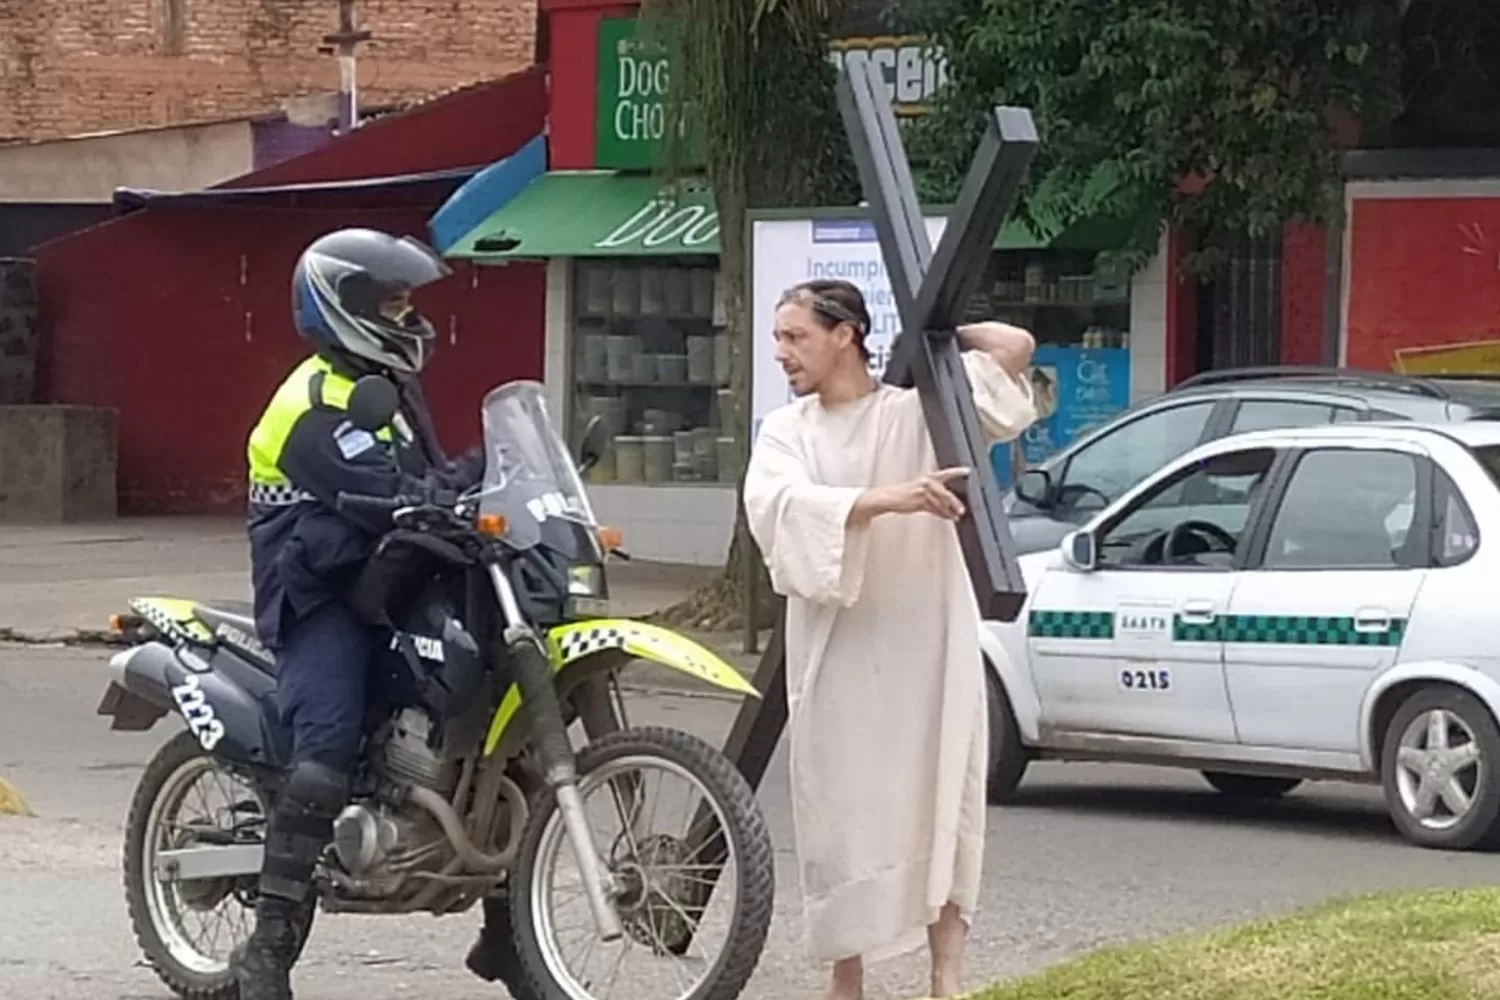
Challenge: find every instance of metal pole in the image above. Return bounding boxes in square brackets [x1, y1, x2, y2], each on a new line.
[322, 1, 373, 134]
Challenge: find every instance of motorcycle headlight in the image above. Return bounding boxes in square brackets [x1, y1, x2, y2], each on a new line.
[567, 564, 602, 597]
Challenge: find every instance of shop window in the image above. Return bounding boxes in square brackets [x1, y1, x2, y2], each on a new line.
[570, 257, 732, 486]
[974, 249, 1136, 469]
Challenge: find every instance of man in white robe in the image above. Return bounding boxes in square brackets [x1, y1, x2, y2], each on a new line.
[744, 279, 1036, 1000]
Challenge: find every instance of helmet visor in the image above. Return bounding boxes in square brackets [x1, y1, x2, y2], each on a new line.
[364, 236, 453, 298]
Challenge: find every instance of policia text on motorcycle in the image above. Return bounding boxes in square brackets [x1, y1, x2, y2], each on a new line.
[237, 228, 518, 999]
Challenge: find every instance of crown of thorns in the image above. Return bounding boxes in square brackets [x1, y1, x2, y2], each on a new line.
[780, 287, 868, 335]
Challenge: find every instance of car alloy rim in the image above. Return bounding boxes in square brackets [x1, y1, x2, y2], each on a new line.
[1394, 708, 1484, 831]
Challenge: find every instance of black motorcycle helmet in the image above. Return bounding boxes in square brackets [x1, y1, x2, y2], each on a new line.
[291, 228, 453, 374]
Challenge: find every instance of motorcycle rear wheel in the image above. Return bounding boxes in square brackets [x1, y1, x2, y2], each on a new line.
[509, 726, 775, 1000]
[123, 729, 273, 1000]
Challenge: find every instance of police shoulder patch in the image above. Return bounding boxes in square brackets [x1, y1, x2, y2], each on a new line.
[333, 421, 378, 460]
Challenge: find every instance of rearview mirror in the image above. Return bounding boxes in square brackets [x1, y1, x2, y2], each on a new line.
[1061, 529, 1097, 572]
[1015, 468, 1054, 506]
[346, 375, 400, 432]
[577, 415, 610, 475]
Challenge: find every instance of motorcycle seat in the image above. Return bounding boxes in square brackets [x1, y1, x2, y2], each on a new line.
[191, 601, 279, 675]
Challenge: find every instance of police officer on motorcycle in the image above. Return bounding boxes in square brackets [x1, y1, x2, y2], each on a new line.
[235, 228, 523, 998]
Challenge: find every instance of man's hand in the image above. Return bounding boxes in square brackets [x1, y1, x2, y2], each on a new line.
[849, 467, 970, 526]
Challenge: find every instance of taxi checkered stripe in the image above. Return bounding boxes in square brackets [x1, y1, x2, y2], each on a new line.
[556, 626, 627, 660]
[1028, 610, 1114, 639]
[1036, 610, 1407, 647]
[1217, 614, 1408, 647]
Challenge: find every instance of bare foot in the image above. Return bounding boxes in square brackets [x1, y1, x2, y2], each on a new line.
[827, 955, 863, 1000]
[928, 903, 967, 997]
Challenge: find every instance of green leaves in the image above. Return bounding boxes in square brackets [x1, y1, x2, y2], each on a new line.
[903, 0, 1407, 271]
[637, 0, 855, 210]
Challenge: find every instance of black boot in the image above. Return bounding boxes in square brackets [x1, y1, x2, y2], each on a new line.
[236, 896, 305, 1000]
[235, 760, 347, 1000]
[465, 892, 531, 992]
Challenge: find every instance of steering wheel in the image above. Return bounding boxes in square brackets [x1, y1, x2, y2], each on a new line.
[1163, 520, 1237, 563]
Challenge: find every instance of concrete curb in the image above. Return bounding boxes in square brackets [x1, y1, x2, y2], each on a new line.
[0, 626, 124, 648]
[0, 776, 33, 817]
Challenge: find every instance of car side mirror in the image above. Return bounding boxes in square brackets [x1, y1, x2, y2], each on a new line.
[346, 375, 400, 432]
[1015, 468, 1054, 507]
[577, 415, 610, 475]
[1061, 529, 1097, 572]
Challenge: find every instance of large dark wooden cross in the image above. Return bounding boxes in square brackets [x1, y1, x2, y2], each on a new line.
[675, 60, 1038, 939]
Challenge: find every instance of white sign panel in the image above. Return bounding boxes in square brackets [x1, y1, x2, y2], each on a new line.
[749, 214, 947, 439]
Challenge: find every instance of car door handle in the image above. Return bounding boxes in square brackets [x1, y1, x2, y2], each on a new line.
[1180, 600, 1217, 624]
[1354, 609, 1391, 632]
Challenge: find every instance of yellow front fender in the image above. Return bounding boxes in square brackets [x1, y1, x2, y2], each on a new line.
[482, 619, 759, 756]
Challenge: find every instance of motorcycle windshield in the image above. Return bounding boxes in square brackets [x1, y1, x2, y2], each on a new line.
[476, 381, 602, 560]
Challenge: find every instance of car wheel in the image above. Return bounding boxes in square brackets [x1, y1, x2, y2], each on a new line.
[1200, 771, 1302, 799]
[985, 665, 1029, 804]
[1381, 686, 1500, 851]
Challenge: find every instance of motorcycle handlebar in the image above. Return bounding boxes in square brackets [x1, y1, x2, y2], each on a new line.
[335, 492, 408, 515]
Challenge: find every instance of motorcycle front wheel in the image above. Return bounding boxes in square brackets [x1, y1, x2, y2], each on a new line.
[509, 726, 775, 1000]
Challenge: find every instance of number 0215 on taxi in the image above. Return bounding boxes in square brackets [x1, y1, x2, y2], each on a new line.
[1119, 668, 1172, 691]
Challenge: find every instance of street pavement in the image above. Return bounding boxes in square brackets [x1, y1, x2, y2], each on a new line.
[3, 518, 1500, 999]
[4, 644, 1500, 1000]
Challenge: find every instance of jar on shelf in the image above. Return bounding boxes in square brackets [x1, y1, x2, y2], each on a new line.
[664, 268, 692, 315]
[632, 352, 656, 383]
[657, 354, 688, 383]
[691, 268, 716, 317]
[638, 267, 667, 316]
[578, 262, 613, 316]
[610, 265, 639, 315]
[605, 335, 640, 382]
[687, 336, 715, 382]
[642, 436, 674, 482]
[614, 436, 645, 482]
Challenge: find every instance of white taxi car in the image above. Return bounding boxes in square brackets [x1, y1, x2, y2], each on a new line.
[979, 419, 1500, 851]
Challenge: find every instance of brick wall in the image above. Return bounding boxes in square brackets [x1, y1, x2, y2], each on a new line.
[0, 0, 537, 141]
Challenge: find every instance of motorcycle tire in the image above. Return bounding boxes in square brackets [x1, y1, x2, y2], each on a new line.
[509, 726, 775, 1000]
[123, 729, 289, 1000]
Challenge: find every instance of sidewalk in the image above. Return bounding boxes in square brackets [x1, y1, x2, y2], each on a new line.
[0, 517, 765, 694]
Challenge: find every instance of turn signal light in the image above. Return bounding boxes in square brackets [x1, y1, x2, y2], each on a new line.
[477, 513, 508, 537]
[597, 526, 624, 552]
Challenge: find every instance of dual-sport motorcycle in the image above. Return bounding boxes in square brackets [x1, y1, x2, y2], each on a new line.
[96, 378, 774, 1000]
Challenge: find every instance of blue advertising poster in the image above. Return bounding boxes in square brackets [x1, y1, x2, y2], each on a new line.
[991, 346, 1132, 487]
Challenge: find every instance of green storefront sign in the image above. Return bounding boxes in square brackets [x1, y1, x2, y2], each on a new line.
[595, 17, 702, 171]
[594, 16, 945, 170]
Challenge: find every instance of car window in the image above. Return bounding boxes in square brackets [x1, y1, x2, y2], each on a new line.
[1229, 400, 1352, 433]
[1433, 468, 1479, 567]
[1262, 449, 1419, 570]
[1467, 444, 1500, 489]
[1058, 401, 1216, 513]
[1097, 447, 1277, 569]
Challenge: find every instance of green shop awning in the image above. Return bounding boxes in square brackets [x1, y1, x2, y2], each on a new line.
[443, 169, 1139, 262]
[444, 172, 722, 260]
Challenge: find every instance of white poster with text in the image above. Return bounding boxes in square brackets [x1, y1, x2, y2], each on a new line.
[750, 214, 947, 440]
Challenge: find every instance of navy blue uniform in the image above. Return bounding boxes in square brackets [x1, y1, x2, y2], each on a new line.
[246, 353, 481, 771]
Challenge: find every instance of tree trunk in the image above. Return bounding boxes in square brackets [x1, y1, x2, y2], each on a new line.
[646, 164, 776, 634]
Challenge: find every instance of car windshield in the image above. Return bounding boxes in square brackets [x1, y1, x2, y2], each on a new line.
[470, 381, 601, 556]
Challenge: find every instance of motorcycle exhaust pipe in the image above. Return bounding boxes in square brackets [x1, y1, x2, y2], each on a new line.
[405, 774, 528, 873]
